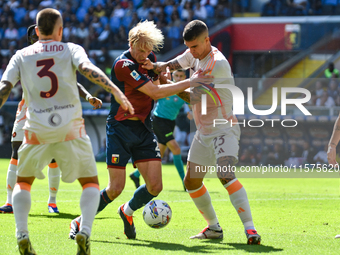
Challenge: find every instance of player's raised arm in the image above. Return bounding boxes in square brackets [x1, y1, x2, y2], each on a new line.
[328, 113, 340, 165]
[0, 81, 13, 108]
[142, 58, 182, 74]
[78, 61, 134, 114]
[77, 82, 103, 110]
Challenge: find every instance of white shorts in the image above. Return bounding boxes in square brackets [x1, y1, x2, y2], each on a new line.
[17, 136, 97, 183]
[188, 125, 240, 166]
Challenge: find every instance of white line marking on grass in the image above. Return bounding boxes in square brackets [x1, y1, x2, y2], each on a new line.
[32, 197, 340, 203]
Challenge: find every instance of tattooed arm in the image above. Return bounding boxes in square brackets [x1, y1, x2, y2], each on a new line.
[78, 62, 134, 114]
[0, 81, 13, 108]
[327, 114, 340, 165]
[142, 59, 183, 74]
[177, 90, 190, 104]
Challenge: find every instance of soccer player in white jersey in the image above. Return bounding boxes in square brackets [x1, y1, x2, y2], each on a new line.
[327, 113, 340, 239]
[0, 8, 134, 255]
[143, 20, 261, 244]
[0, 24, 103, 215]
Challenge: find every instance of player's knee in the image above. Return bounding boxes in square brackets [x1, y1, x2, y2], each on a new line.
[106, 184, 124, 199]
[183, 175, 197, 190]
[172, 147, 181, 155]
[148, 182, 163, 196]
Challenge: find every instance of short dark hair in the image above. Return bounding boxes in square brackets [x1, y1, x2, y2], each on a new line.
[183, 20, 208, 42]
[37, 8, 61, 36]
[27, 24, 38, 45]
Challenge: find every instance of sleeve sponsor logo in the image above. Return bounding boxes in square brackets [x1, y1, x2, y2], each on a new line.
[130, 70, 141, 81]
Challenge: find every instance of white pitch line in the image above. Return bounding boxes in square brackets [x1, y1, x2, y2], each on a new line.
[31, 197, 340, 203]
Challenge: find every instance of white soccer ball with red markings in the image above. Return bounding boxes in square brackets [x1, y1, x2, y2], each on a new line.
[143, 200, 172, 228]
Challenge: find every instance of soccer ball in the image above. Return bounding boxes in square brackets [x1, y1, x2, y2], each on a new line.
[143, 200, 172, 228]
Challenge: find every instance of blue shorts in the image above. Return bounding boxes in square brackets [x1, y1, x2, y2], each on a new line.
[106, 120, 161, 169]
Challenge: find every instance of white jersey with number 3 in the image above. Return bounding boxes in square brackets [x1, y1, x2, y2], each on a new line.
[2, 40, 90, 144]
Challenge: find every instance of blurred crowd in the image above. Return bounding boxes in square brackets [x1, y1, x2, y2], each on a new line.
[239, 141, 328, 166]
[0, 0, 231, 52]
[261, 0, 340, 16]
[307, 63, 340, 107]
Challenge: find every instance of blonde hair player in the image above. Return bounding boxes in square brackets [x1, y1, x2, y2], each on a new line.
[68, 20, 212, 240]
[0, 8, 133, 255]
[142, 20, 261, 245]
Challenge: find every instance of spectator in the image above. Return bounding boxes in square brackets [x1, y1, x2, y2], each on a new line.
[94, 4, 106, 18]
[316, 91, 335, 107]
[289, 144, 302, 157]
[302, 141, 316, 164]
[76, 22, 90, 49]
[113, 25, 128, 49]
[239, 146, 257, 165]
[315, 79, 325, 99]
[4, 22, 18, 47]
[200, 0, 218, 6]
[313, 144, 328, 164]
[137, 2, 149, 20]
[194, 2, 207, 20]
[261, 0, 277, 16]
[28, 4, 38, 21]
[111, 4, 125, 19]
[97, 24, 111, 48]
[267, 144, 285, 165]
[327, 79, 338, 101]
[181, 1, 192, 21]
[287, 0, 307, 15]
[325, 62, 340, 78]
[335, 95, 340, 106]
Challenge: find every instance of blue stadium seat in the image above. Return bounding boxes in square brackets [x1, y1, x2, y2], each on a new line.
[76, 8, 87, 22]
[93, 0, 104, 6]
[100, 16, 109, 27]
[18, 27, 27, 39]
[110, 16, 121, 32]
[81, 0, 93, 10]
[122, 16, 132, 29]
[14, 8, 26, 25]
[205, 5, 215, 18]
[164, 5, 174, 17]
[133, 0, 143, 8]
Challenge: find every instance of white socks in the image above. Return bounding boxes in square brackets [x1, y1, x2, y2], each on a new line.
[13, 183, 31, 237]
[188, 184, 221, 230]
[224, 179, 255, 230]
[6, 159, 18, 205]
[80, 184, 100, 236]
[47, 164, 60, 204]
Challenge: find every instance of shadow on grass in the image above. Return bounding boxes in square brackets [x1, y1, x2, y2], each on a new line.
[92, 239, 283, 253]
[226, 243, 283, 253]
[29, 212, 80, 220]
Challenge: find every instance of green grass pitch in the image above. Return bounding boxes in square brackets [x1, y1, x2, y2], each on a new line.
[0, 159, 339, 254]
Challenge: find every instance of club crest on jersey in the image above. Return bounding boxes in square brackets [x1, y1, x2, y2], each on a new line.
[122, 60, 133, 68]
[112, 154, 119, 164]
[130, 70, 141, 81]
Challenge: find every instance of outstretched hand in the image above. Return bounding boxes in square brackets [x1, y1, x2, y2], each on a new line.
[190, 69, 214, 87]
[114, 91, 135, 115]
